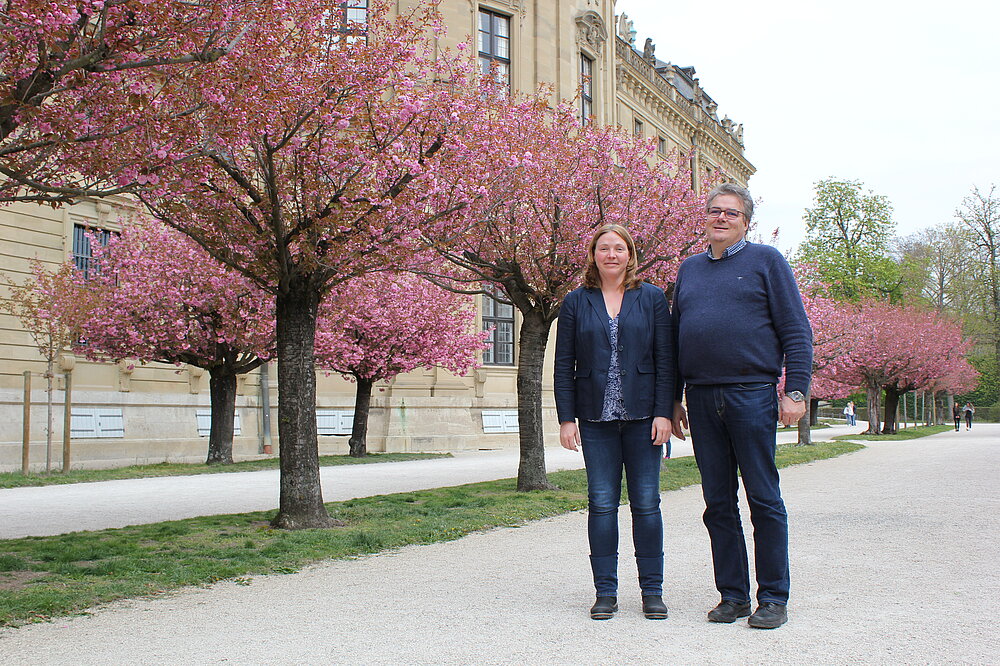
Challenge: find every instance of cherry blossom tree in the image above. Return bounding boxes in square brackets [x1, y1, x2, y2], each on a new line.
[876, 309, 977, 433]
[315, 272, 487, 457]
[420, 93, 704, 490]
[790, 264, 862, 441]
[2, 260, 93, 471]
[825, 301, 978, 434]
[53, 0, 479, 528]
[74, 221, 274, 464]
[1, 0, 256, 204]
[788, 293, 856, 442]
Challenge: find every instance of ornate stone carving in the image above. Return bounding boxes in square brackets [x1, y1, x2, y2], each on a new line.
[575, 10, 608, 54]
[642, 37, 655, 63]
[617, 13, 636, 46]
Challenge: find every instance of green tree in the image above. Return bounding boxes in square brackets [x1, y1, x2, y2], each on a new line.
[796, 178, 901, 301]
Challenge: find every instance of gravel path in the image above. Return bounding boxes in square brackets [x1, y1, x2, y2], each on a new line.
[0, 421, 842, 539]
[1, 424, 996, 664]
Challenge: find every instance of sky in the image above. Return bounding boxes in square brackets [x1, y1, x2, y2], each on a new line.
[615, 0, 999, 255]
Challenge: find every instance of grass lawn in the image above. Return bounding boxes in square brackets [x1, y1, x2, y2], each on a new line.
[832, 424, 952, 441]
[0, 440, 863, 626]
[0, 453, 451, 490]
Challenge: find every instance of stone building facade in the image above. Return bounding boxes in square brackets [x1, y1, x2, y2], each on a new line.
[0, 0, 753, 470]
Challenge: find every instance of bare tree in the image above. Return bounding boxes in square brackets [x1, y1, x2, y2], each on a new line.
[956, 185, 1000, 361]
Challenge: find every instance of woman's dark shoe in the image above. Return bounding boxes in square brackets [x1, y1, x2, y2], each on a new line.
[642, 595, 668, 620]
[590, 596, 618, 620]
[707, 599, 752, 623]
[748, 602, 788, 629]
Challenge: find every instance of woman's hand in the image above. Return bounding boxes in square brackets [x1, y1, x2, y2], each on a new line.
[651, 416, 671, 446]
[560, 421, 581, 451]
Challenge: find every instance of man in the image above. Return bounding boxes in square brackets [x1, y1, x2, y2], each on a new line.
[671, 183, 812, 629]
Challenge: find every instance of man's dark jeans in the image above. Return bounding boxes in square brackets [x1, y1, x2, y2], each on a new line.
[579, 417, 664, 597]
[685, 383, 789, 605]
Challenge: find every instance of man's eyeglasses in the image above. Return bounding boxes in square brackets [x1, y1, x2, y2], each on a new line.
[707, 208, 745, 220]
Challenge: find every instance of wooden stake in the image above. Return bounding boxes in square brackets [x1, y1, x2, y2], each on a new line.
[22, 370, 31, 475]
[62, 371, 72, 473]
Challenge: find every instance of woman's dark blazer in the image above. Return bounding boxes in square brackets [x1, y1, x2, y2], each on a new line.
[553, 281, 674, 423]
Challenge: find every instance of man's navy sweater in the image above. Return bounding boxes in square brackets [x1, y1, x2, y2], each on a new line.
[671, 242, 812, 398]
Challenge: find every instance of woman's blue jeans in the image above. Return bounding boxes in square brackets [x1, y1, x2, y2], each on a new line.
[579, 417, 664, 597]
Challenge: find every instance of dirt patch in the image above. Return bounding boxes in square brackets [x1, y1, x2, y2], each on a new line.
[0, 571, 47, 591]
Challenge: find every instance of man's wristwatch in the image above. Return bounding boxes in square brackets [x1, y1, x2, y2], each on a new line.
[786, 391, 806, 403]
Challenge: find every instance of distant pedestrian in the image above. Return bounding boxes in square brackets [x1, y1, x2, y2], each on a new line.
[843, 401, 856, 427]
[953, 403, 962, 431]
[963, 402, 975, 430]
[554, 224, 673, 621]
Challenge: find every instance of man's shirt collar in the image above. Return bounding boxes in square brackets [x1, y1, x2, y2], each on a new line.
[706, 237, 748, 261]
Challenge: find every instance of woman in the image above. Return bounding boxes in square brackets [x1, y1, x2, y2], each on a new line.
[953, 402, 962, 432]
[553, 224, 673, 621]
[963, 402, 975, 430]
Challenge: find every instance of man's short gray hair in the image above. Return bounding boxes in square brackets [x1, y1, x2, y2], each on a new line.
[706, 183, 754, 223]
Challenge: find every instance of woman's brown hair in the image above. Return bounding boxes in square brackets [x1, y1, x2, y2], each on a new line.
[582, 224, 643, 290]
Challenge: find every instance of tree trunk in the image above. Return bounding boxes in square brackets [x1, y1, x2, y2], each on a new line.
[45, 357, 54, 474]
[271, 280, 340, 529]
[882, 386, 900, 434]
[515, 310, 556, 491]
[348, 376, 374, 458]
[797, 393, 814, 445]
[864, 384, 881, 434]
[205, 367, 237, 465]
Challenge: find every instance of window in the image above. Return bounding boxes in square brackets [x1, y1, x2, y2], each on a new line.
[71, 408, 125, 438]
[481, 286, 514, 365]
[658, 137, 668, 156]
[322, 1, 368, 47]
[479, 9, 511, 89]
[482, 409, 519, 433]
[316, 409, 355, 435]
[633, 117, 644, 137]
[580, 54, 594, 125]
[72, 223, 113, 279]
[196, 409, 241, 437]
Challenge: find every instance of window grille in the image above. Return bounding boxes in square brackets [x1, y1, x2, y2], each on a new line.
[481, 285, 515, 366]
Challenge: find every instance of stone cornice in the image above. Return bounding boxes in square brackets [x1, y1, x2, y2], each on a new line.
[614, 37, 754, 177]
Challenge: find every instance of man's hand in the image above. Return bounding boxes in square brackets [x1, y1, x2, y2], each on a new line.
[779, 395, 807, 427]
[671, 401, 688, 440]
[559, 421, 581, 451]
